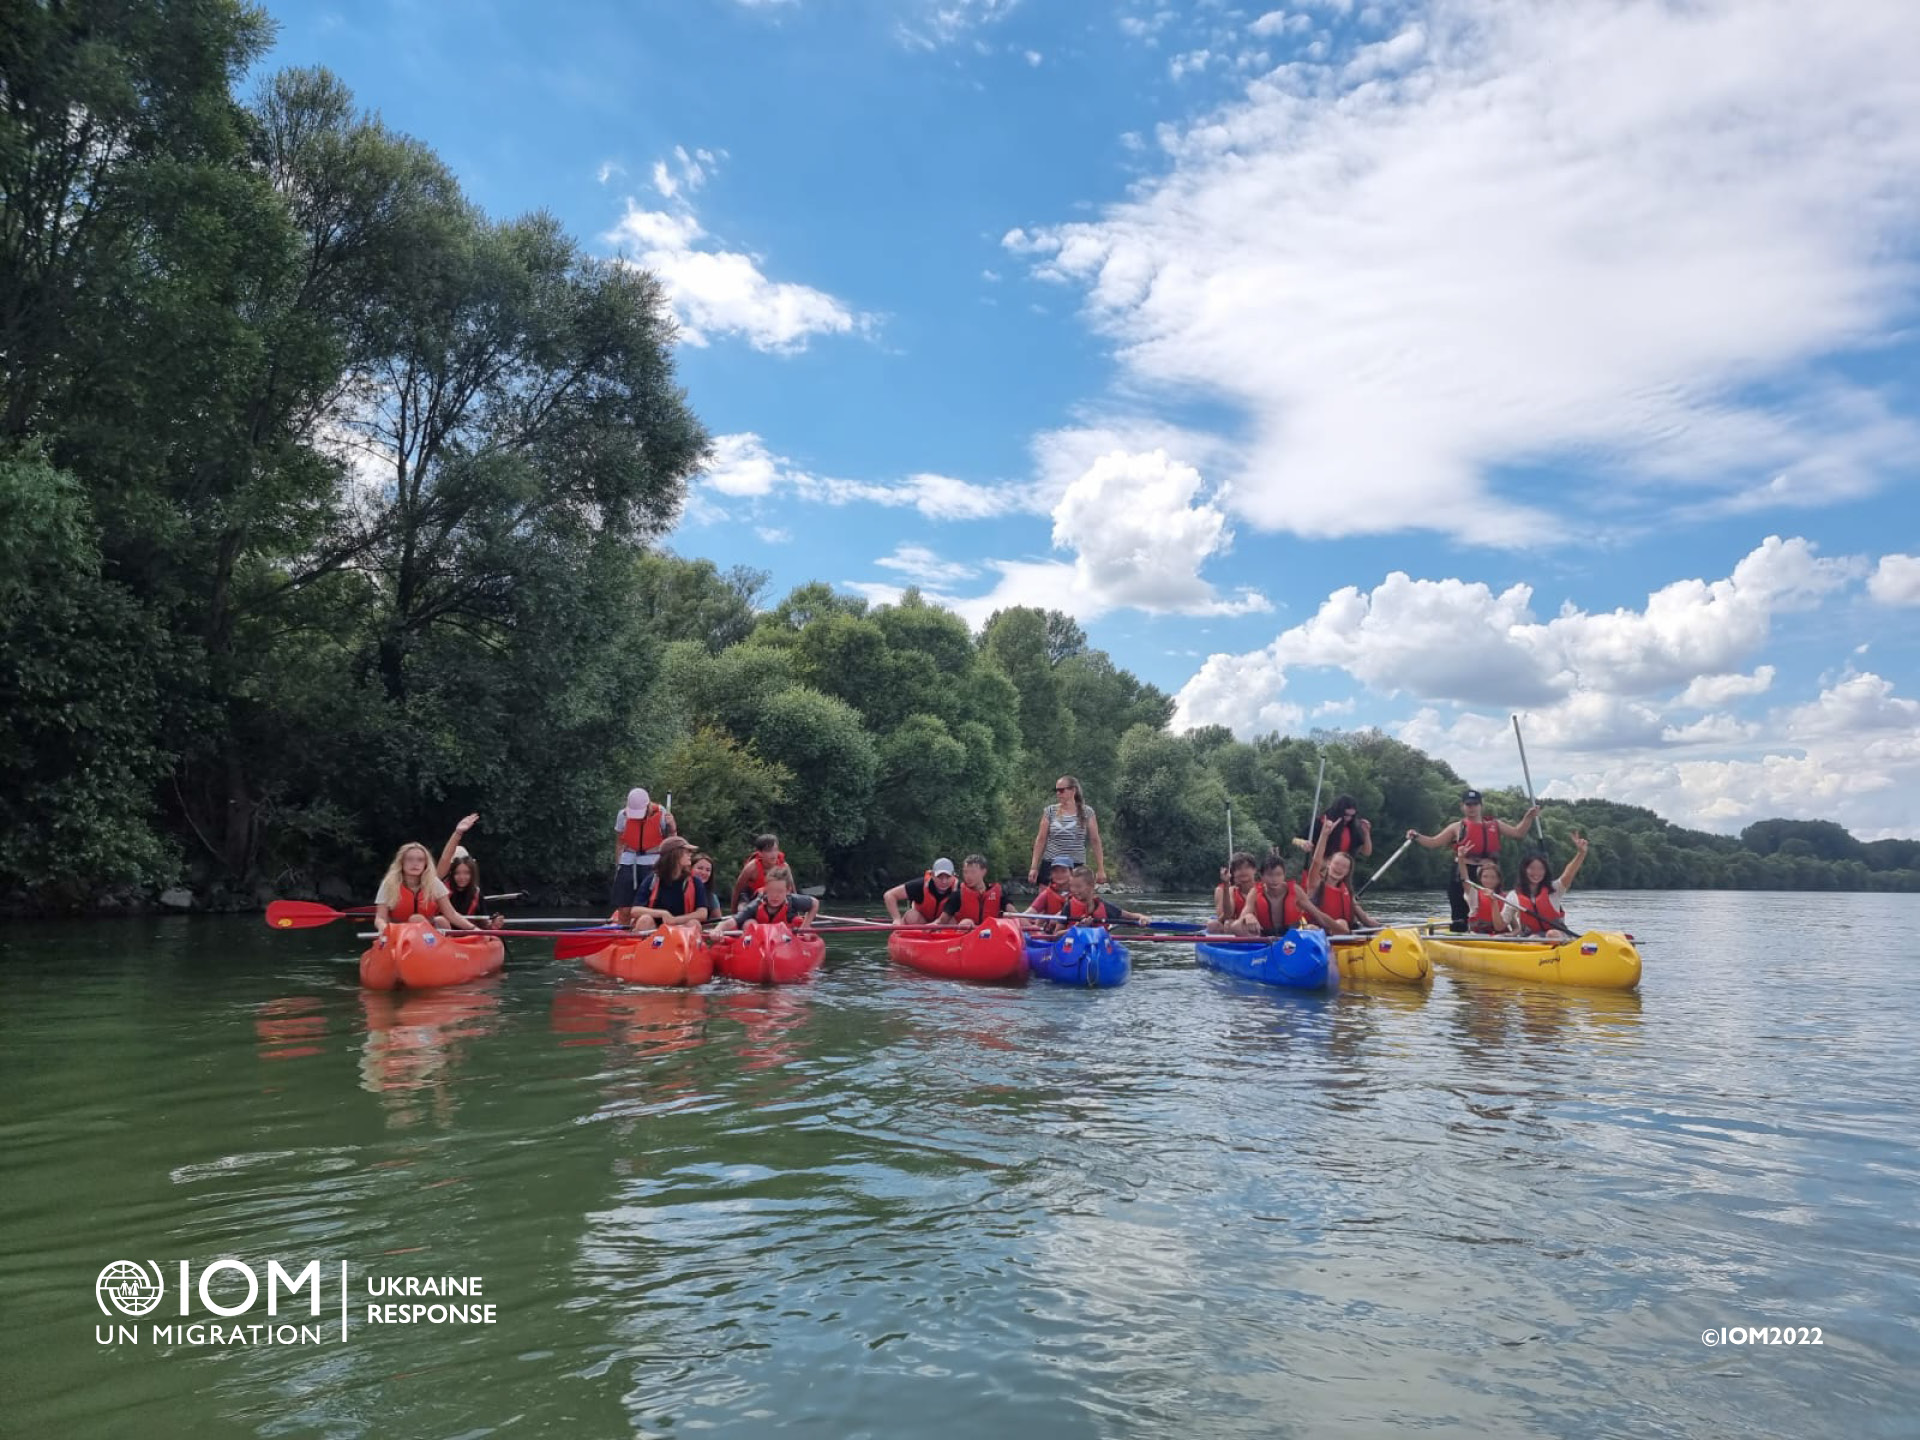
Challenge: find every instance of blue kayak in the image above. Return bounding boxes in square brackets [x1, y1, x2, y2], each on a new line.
[1194, 929, 1333, 991]
[1023, 925, 1132, 988]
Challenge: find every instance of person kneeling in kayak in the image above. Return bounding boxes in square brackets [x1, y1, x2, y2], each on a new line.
[949, 854, 1005, 930]
[884, 858, 962, 926]
[629, 838, 716, 934]
[1210, 851, 1258, 932]
[1056, 865, 1151, 930]
[1306, 849, 1379, 936]
[729, 834, 786, 908]
[715, 866, 816, 933]
[375, 842, 481, 935]
[1228, 852, 1337, 937]
[1462, 857, 1517, 934]
[1509, 834, 1588, 938]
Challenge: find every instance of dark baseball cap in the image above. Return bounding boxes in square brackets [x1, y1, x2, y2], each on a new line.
[1048, 855, 1073, 869]
[1461, 789, 1483, 804]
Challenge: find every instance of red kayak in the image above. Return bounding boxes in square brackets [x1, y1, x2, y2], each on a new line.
[711, 923, 826, 985]
[360, 917, 504, 991]
[887, 920, 1027, 984]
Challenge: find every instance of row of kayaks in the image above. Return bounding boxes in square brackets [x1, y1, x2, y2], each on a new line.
[360, 917, 1642, 994]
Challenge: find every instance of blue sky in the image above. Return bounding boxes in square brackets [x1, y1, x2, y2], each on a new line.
[270, 0, 1920, 837]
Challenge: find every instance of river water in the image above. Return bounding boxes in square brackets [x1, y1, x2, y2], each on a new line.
[1, 891, 1914, 1438]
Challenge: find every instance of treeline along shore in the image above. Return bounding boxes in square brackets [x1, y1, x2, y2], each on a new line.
[3, 5, 1916, 915]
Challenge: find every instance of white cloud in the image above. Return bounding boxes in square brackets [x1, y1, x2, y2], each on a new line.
[1008, 0, 1920, 543]
[900, 0, 1020, 48]
[1660, 713, 1760, 746]
[692, 434, 1021, 522]
[606, 186, 865, 353]
[1169, 49, 1214, 80]
[595, 160, 625, 185]
[1024, 49, 1043, 66]
[1867, 553, 1920, 606]
[1676, 667, 1776, 708]
[875, 544, 979, 586]
[1784, 671, 1920, 743]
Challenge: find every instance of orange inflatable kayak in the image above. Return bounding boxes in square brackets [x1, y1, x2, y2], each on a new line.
[711, 923, 826, 984]
[887, 919, 1027, 984]
[359, 917, 504, 990]
[583, 925, 714, 986]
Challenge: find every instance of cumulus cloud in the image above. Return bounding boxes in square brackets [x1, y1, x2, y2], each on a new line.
[875, 544, 980, 586]
[606, 174, 866, 352]
[1868, 554, 1920, 606]
[1008, 0, 1920, 543]
[694, 434, 1018, 520]
[1676, 667, 1777, 709]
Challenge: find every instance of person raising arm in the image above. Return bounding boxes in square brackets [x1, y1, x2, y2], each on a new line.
[1407, 788, 1540, 932]
[1509, 833, 1589, 938]
[374, 842, 479, 935]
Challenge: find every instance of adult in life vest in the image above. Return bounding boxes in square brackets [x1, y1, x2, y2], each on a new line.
[1210, 851, 1259, 933]
[1294, 795, 1373, 861]
[433, 813, 504, 930]
[610, 787, 675, 924]
[884, 857, 962, 926]
[729, 834, 787, 909]
[1460, 857, 1517, 934]
[627, 838, 716, 933]
[1027, 856, 1074, 921]
[1507, 833, 1589, 937]
[949, 855, 1005, 930]
[715, 866, 817, 933]
[1227, 852, 1338, 938]
[1056, 865, 1151, 930]
[1304, 849, 1380, 936]
[1406, 788, 1541, 933]
[374, 842, 482, 934]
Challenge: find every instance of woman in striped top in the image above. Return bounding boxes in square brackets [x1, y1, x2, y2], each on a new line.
[1026, 776, 1108, 886]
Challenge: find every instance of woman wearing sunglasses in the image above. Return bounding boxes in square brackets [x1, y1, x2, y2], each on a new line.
[1026, 776, 1107, 887]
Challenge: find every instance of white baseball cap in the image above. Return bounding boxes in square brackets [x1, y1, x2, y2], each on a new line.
[931, 857, 956, 876]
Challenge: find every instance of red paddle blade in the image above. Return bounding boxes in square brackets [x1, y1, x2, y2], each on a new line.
[264, 900, 346, 930]
[554, 930, 627, 961]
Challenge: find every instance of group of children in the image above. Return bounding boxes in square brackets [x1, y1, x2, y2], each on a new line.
[879, 854, 1153, 933]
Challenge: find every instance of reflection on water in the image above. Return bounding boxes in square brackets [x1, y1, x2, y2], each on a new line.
[0, 893, 1916, 1439]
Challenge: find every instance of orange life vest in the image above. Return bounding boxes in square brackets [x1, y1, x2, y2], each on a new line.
[646, 872, 699, 916]
[954, 882, 1003, 925]
[1459, 818, 1501, 859]
[1031, 886, 1067, 917]
[1065, 893, 1119, 925]
[1250, 883, 1306, 936]
[743, 849, 786, 892]
[1514, 885, 1568, 935]
[749, 895, 809, 926]
[619, 803, 668, 855]
[1470, 889, 1508, 933]
[1313, 880, 1356, 926]
[388, 883, 431, 921]
[914, 873, 955, 921]
[1317, 816, 1362, 854]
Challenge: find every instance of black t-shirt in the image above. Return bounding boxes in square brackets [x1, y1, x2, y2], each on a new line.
[446, 883, 483, 915]
[903, 877, 960, 917]
[646, 872, 716, 918]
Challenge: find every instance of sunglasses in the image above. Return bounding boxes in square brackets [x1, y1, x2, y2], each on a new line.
[1055, 784, 1073, 793]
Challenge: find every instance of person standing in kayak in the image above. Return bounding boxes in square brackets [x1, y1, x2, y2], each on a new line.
[628, 838, 715, 933]
[1229, 852, 1338, 937]
[1407, 789, 1540, 932]
[375, 842, 481, 935]
[1026, 777, 1107, 886]
[1059, 865, 1151, 928]
[610, 787, 674, 925]
[1509, 834, 1588, 937]
[950, 855, 1005, 929]
[729, 834, 786, 908]
[1212, 851, 1258, 931]
[885, 858, 963, 925]
[1297, 795, 1372, 860]
[715, 866, 816, 933]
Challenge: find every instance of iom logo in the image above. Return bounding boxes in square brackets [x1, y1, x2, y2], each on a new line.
[97, 1261, 166, 1317]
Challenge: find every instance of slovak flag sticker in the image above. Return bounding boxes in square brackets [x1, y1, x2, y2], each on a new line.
[1580, 942, 1598, 954]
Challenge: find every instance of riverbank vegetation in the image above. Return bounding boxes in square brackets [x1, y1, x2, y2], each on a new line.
[4, 3, 1914, 911]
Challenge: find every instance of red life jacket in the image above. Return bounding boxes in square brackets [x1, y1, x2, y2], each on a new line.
[743, 849, 786, 892]
[1459, 818, 1501, 859]
[750, 895, 808, 926]
[1031, 885, 1067, 917]
[619, 803, 668, 855]
[914, 873, 955, 921]
[1317, 816, 1362, 854]
[954, 882, 1003, 924]
[1250, 883, 1305, 936]
[447, 884, 481, 916]
[1223, 883, 1256, 920]
[388, 883, 431, 921]
[1065, 893, 1117, 924]
[646, 872, 699, 916]
[1313, 880, 1356, 926]
[1470, 889, 1508, 933]
[1514, 885, 1567, 935]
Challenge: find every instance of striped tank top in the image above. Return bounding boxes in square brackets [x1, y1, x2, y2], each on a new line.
[1043, 803, 1095, 865]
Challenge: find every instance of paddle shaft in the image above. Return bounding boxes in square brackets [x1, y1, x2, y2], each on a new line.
[1356, 835, 1412, 896]
[1306, 756, 1326, 847]
[1512, 714, 1549, 855]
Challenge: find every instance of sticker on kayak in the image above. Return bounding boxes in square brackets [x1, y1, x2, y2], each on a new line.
[1581, 942, 1598, 954]
[1378, 939, 1393, 952]
[1281, 940, 1296, 955]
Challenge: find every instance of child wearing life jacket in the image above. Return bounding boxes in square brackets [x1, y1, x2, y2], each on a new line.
[1211, 851, 1258, 933]
[716, 866, 817, 933]
[1229, 852, 1337, 937]
[1463, 858, 1516, 934]
[1508, 833, 1588, 937]
[1305, 849, 1378, 936]
[884, 858, 962, 925]
[374, 842, 481, 935]
[1027, 856, 1074, 920]
[1406, 788, 1541, 932]
[950, 855, 1005, 930]
[730, 834, 787, 908]
[1056, 865, 1151, 930]
[628, 838, 715, 933]
[434, 813, 503, 930]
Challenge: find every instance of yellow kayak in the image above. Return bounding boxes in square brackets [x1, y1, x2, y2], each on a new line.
[1424, 930, 1641, 990]
[1330, 927, 1431, 986]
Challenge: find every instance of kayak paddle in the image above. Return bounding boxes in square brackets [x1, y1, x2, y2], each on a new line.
[265, 900, 355, 929]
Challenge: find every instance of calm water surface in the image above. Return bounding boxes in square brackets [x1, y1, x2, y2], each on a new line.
[2, 891, 1916, 1438]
